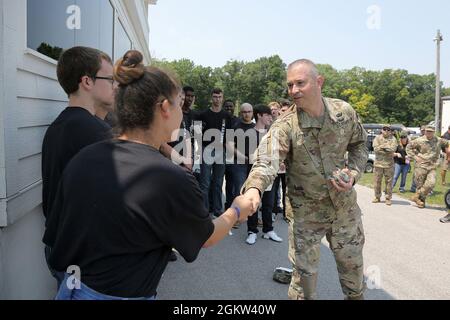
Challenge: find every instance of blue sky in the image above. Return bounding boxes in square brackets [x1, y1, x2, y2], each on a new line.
[148, 0, 450, 86]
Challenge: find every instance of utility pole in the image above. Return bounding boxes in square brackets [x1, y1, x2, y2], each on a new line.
[435, 30, 443, 133]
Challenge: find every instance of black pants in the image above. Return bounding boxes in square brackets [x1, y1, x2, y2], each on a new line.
[248, 187, 276, 234]
[273, 174, 287, 217]
[224, 164, 234, 210]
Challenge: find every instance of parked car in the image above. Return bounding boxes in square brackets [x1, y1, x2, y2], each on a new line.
[363, 123, 406, 152]
[365, 153, 376, 173]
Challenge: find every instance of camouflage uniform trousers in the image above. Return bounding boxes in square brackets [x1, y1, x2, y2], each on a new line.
[373, 166, 395, 200]
[441, 157, 450, 171]
[414, 167, 436, 201]
[287, 198, 365, 300]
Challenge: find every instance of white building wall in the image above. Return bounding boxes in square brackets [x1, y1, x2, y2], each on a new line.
[0, 0, 152, 299]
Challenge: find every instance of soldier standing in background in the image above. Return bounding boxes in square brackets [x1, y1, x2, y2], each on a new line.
[372, 125, 397, 206]
[242, 59, 368, 300]
[406, 125, 450, 208]
[409, 125, 426, 193]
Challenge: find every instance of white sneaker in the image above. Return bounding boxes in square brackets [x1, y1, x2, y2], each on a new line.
[228, 230, 233, 236]
[262, 231, 283, 242]
[246, 232, 257, 245]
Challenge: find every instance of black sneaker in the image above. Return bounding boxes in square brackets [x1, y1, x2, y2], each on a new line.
[440, 214, 450, 223]
[169, 251, 177, 262]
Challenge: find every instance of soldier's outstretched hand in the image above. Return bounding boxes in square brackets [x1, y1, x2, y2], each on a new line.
[242, 188, 261, 213]
[231, 195, 256, 222]
[330, 168, 354, 192]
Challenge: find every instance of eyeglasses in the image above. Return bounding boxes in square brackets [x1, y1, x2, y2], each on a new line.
[241, 111, 253, 114]
[93, 76, 116, 86]
[382, 128, 391, 131]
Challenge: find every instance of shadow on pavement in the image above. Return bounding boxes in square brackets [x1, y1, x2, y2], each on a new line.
[390, 200, 413, 206]
[156, 218, 396, 300]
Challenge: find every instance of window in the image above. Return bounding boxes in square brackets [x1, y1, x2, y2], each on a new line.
[114, 17, 132, 61]
[27, 0, 114, 60]
[27, 0, 75, 59]
[74, 0, 114, 58]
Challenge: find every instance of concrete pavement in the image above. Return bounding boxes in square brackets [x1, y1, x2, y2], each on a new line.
[157, 185, 450, 300]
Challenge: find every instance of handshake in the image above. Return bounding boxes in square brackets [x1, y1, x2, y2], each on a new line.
[230, 188, 262, 222]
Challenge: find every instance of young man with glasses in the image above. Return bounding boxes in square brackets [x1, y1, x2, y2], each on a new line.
[372, 125, 397, 205]
[93, 75, 118, 127]
[42, 46, 114, 283]
[197, 89, 233, 217]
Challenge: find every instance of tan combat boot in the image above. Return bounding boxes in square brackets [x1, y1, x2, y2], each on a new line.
[372, 198, 381, 203]
[300, 274, 318, 300]
[441, 171, 447, 186]
[385, 199, 392, 206]
[416, 199, 425, 208]
[411, 193, 420, 203]
[412, 193, 425, 208]
[288, 274, 318, 300]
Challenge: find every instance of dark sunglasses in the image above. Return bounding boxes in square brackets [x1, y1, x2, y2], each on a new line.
[400, 136, 407, 138]
[382, 128, 391, 131]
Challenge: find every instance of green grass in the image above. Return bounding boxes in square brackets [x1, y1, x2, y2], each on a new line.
[357, 164, 449, 208]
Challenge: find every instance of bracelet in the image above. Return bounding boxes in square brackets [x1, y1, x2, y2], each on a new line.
[231, 206, 241, 221]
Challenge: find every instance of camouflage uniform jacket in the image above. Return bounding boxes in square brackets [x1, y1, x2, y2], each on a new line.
[372, 134, 397, 168]
[242, 98, 368, 217]
[406, 136, 449, 170]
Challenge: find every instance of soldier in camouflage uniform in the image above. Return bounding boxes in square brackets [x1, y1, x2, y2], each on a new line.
[242, 59, 368, 300]
[372, 125, 397, 206]
[406, 125, 450, 208]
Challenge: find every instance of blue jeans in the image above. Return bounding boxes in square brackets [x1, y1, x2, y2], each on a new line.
[55, 273, 156, 300]
[199, 162, 226, 216]
[392, 163, 410, 191]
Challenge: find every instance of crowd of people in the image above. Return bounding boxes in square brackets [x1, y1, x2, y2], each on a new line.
[41, 46, 295, 300]
[40, 45, 448, 301]
[371, 124, 450, 223]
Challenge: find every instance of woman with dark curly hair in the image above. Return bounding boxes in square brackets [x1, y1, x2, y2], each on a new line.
[43, 50, 254, 300]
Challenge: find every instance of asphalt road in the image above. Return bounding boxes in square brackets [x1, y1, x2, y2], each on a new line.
[157, 185, 450, 300]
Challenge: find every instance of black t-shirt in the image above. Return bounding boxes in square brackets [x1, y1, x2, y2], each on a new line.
[43, 140, 214, 298]
[394, 144, 408, 165]
[95, 115, 113, 130]
[232, 120, 256, 165]
[167, 109, 198, 154]
[442, 131, 450, 140]
[196, 109, 233, 149]
[41, 107, 112, 218]
[231, 116, 240, 128]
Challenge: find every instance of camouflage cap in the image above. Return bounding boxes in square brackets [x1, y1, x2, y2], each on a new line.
[381, 124, 392, 130]
[425, 125, 435, 132]
[400, 131, 409, 137]
[273, 267, 292, 284]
